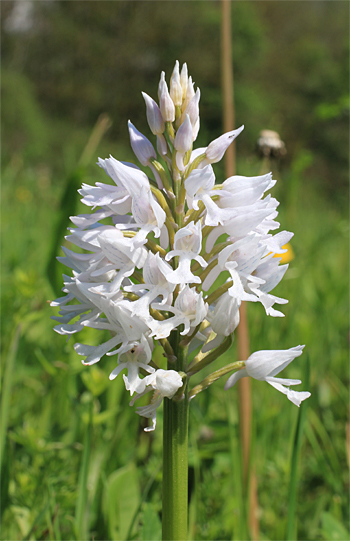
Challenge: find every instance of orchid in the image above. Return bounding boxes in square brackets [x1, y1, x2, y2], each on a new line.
[52, 61, 309, 437]
[224, 346, 311, 406]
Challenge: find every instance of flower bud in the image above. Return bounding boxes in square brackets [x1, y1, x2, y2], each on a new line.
[180, 63, 188, 101]
[174, 114, 193, 153]
[128, 120, 157, 166]
[205, 125, 244, 163]
[183, 88, 200, 127]
[209, 293, 240, 336]
[142, 92, 165, 135]
[154, 369, 183, 398]
[182, 76, 195, 111]
[170, 60, 183, 107]
[158, 72, 175, 122]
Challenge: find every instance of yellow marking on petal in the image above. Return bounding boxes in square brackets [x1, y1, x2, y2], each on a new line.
[273, 243, 294, 263]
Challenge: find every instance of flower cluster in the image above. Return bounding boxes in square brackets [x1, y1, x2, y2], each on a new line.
[52, 61, 310, 431]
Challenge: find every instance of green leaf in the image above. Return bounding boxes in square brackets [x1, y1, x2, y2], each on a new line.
[141, 503, 161, 541]
[103, 463, 140, 541]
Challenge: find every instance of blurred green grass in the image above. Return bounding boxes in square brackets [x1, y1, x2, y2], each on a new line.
[1, 138, 348, 539]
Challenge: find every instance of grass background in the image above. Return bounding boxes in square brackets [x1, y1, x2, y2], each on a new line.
[1, 1, 349, 540]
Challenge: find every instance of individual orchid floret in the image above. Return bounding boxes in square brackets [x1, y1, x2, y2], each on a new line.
[85, 230, 147, 295]
[150, 286, 208, 339]
[51, 274, 102, 336]
[98, 156, 150, 198]
[131, 187, 166, 248]
[225, 345, 311, 407]
[219, 172, 276, 209]
[158, 71, 175, 122]
[124, 252, 175, 316]
[78, 181, 131, 217]
[205, 125, 244, 164]
[185, 165, 234, 226]
[170, 60, 182, 107]
[248, 255, 289, 317]
[109, 335, 155, 396]
[131, 369, 183, 432]
[165, 221, 207, 285]
[128, 120, 157, 166]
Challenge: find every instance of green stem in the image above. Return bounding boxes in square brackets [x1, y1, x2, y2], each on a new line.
[162, 331, 189, 541]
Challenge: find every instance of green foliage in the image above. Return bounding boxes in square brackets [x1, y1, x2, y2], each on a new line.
[103, 464, 140, 540]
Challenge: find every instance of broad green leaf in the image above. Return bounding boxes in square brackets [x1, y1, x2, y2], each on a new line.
[103, 463, 140, 541]
[141, 503, 161, 541]
[321, 512, 349, 541]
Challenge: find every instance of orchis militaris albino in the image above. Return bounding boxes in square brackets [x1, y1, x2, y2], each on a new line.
[52, 61, 310, 432]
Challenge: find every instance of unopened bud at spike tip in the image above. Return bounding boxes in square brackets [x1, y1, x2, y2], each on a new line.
[180, 63, 188, 101]
[170, 60, 183, 107]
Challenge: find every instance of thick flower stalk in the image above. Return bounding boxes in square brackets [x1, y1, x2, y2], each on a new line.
[52, 60, 310, 431]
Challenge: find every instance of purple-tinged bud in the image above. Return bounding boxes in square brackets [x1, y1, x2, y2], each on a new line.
[174, 114, 193, 153]
[170, 60, 182, 107]
[158, 72, 175, 122]
[142, 92, 165, 135]
[128, 120, 157, 166]
[205, 125, 244, 163]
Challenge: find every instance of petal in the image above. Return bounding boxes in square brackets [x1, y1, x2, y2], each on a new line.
[224, 368, 249, 390]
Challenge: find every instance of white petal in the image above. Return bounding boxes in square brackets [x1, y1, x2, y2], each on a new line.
[224, 368, 249, 390]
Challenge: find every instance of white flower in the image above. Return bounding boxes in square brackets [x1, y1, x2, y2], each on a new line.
[150, 286, 207, 339]
[165, 221, 207, 285]
[52, 61, 305, 430]
[185, 165, 234, 226]
[97, 156, 150, 203]
[124, 252, 175, 317]
[131, 187, 166, 248]
[131, 369, 183, 431]
[224, 346, 311, 406]
[109, 335, 155, 396]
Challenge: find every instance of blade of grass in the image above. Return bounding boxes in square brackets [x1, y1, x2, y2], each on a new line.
[75, 397, 93, 540]
[0, 325, 21, 472]
[286, 354, 310, 540]
[46, 114, 111, 295]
